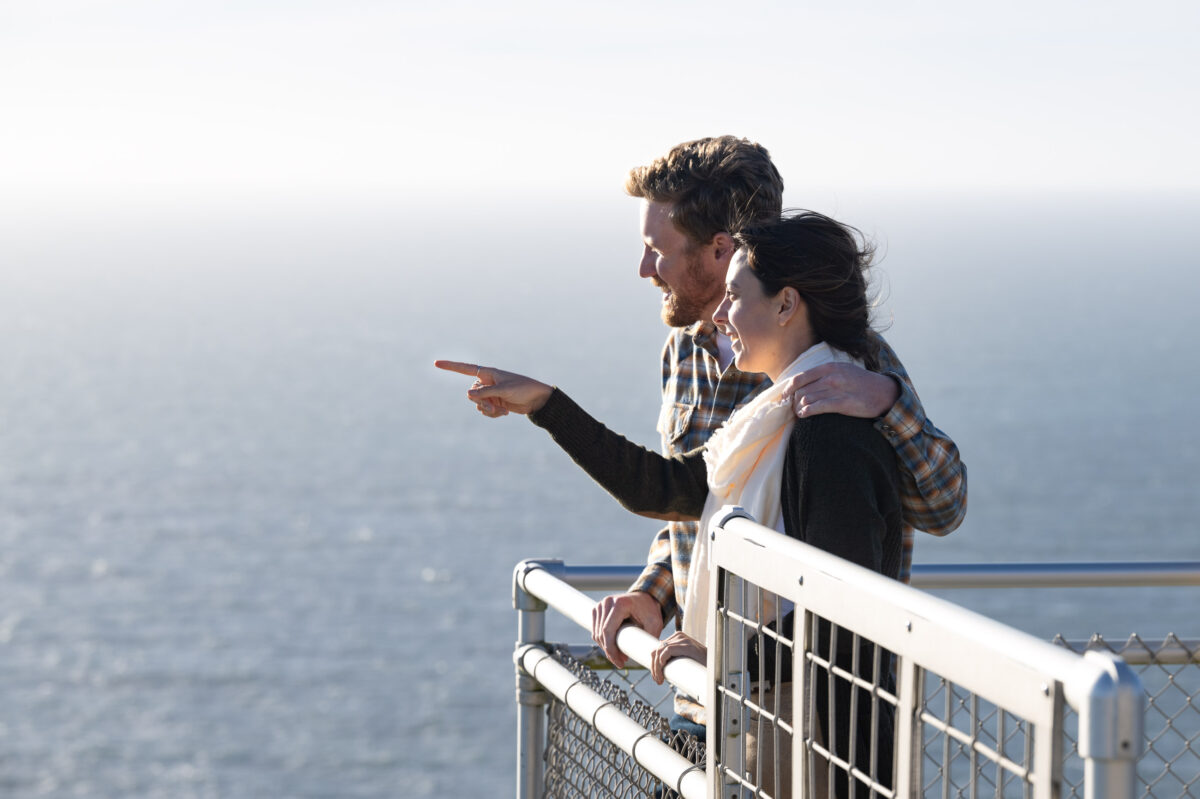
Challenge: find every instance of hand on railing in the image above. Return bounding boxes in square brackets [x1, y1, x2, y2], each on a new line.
[649, 632, 706, 685]
[592, 591, 665, 669]
[434, 360, 553, 418]
[517, 562, 708, 708]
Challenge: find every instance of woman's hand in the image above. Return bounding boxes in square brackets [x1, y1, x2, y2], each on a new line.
[434, 360, 554, 417]
[649, 632, 706, 685]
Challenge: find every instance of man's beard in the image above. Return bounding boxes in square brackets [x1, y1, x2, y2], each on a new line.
[656, 251, 723, 328]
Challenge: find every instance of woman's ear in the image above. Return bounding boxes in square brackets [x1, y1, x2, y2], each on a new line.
[777, 286, 804, 326]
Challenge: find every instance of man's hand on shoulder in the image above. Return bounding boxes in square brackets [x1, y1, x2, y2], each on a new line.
[591, 591, 664, 668]
[782, 362, 900, 420]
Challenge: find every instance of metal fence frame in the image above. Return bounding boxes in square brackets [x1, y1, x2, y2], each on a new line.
[514, 559, 709, 799]
[513, 532, 1200, 799]
[707, 508, 1147, 799]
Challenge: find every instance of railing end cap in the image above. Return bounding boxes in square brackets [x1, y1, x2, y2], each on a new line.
[512, 558, 564, 609]
[1071, 650, 1146, 760]
[710, 505, 755, 535]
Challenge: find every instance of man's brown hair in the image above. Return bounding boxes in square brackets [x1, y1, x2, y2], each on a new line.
[625, 136, 785, 247]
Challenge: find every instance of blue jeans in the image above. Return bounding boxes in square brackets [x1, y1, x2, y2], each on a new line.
[668, 713, 707, 745]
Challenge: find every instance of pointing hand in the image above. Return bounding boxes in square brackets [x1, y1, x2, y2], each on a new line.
[434, 360, 554, 417]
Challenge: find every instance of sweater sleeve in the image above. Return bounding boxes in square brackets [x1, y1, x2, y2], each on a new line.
[528, 388, 710, 521]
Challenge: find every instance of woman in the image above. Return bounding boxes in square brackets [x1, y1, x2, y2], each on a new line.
[437, 211, 899, 799]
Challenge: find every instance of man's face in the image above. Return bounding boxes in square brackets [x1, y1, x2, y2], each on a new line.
[637, 200, 725, 327]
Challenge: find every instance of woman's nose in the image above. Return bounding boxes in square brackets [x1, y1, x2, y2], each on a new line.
[713, 295, 729, 326]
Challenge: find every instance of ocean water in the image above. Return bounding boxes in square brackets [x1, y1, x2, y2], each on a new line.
[1, 191, 1198, 797]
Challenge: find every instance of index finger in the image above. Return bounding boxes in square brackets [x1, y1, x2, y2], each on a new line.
[433, 359, 481, 377]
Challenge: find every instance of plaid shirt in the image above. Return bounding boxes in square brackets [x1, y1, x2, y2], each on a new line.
[630, 322, 967, 722]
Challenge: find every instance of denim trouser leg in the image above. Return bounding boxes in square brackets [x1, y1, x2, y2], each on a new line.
[668, 713, 707, 744]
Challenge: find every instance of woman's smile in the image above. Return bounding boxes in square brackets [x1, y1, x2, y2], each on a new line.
[714, 251, 778, 376]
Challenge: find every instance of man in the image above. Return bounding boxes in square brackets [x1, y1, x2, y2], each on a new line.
[590, 136, 967, 735]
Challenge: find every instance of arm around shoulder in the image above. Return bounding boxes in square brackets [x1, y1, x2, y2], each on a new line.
[873, 339, 968, 536]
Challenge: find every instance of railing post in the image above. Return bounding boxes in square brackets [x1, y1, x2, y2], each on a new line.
[1073, 651, 1145, 799]
[513, 559, 561, 799]
[891, 654, 921, 799]
[710, 507, 754, 799]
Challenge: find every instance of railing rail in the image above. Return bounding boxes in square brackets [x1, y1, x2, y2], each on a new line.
[514, 560, 1200, 594]
[909, 562, 1200, 589]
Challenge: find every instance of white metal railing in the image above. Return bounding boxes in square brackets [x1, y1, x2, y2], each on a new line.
[513, 559, 708, 799]
[513, 539, 1197, 798]
[909, 562, 1200, 589]
[706, 507, 1146, 799]
[512, 561, 1200, 594]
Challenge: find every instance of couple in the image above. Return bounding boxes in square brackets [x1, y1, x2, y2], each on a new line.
[438, 136, 966, 798]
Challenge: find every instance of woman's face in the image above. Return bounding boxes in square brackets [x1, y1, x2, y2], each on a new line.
[713, 250, 784, 377]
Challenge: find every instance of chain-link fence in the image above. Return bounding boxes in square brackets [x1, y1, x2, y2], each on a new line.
[918, 669, 1044, 799]
[1056, 635, 1200, 799]
[536, 636, 1199, 799]
[884, 633, 1200, 799]
[543, 647, 705, 799]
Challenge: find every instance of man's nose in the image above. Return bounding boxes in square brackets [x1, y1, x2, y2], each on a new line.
[638, 248, 656, 279]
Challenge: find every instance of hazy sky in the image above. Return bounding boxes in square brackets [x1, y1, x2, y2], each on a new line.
[2, 0, 1197, 211]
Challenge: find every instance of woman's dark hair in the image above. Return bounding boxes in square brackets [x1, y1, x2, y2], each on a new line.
[732, 211, 879, 370]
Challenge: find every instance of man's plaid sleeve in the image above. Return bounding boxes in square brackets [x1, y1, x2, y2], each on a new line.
[874, 337, 968, 536]
[629, 524, 677, 623]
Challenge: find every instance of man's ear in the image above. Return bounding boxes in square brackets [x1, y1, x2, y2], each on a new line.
[710, 232, 735, 263]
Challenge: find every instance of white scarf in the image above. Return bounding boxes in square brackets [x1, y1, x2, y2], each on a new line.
[680, 341, 860, 641]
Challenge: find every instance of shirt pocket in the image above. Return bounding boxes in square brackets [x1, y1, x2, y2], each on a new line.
[657, 401, 696, 451]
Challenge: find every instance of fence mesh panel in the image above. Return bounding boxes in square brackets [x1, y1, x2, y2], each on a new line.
[918, 671, 1039, 799]
[537, 634, 1198, 799]
[915, 633, 1200, 799]
[1054, 634, 1200, 799]
[543, 646, 705, 799]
